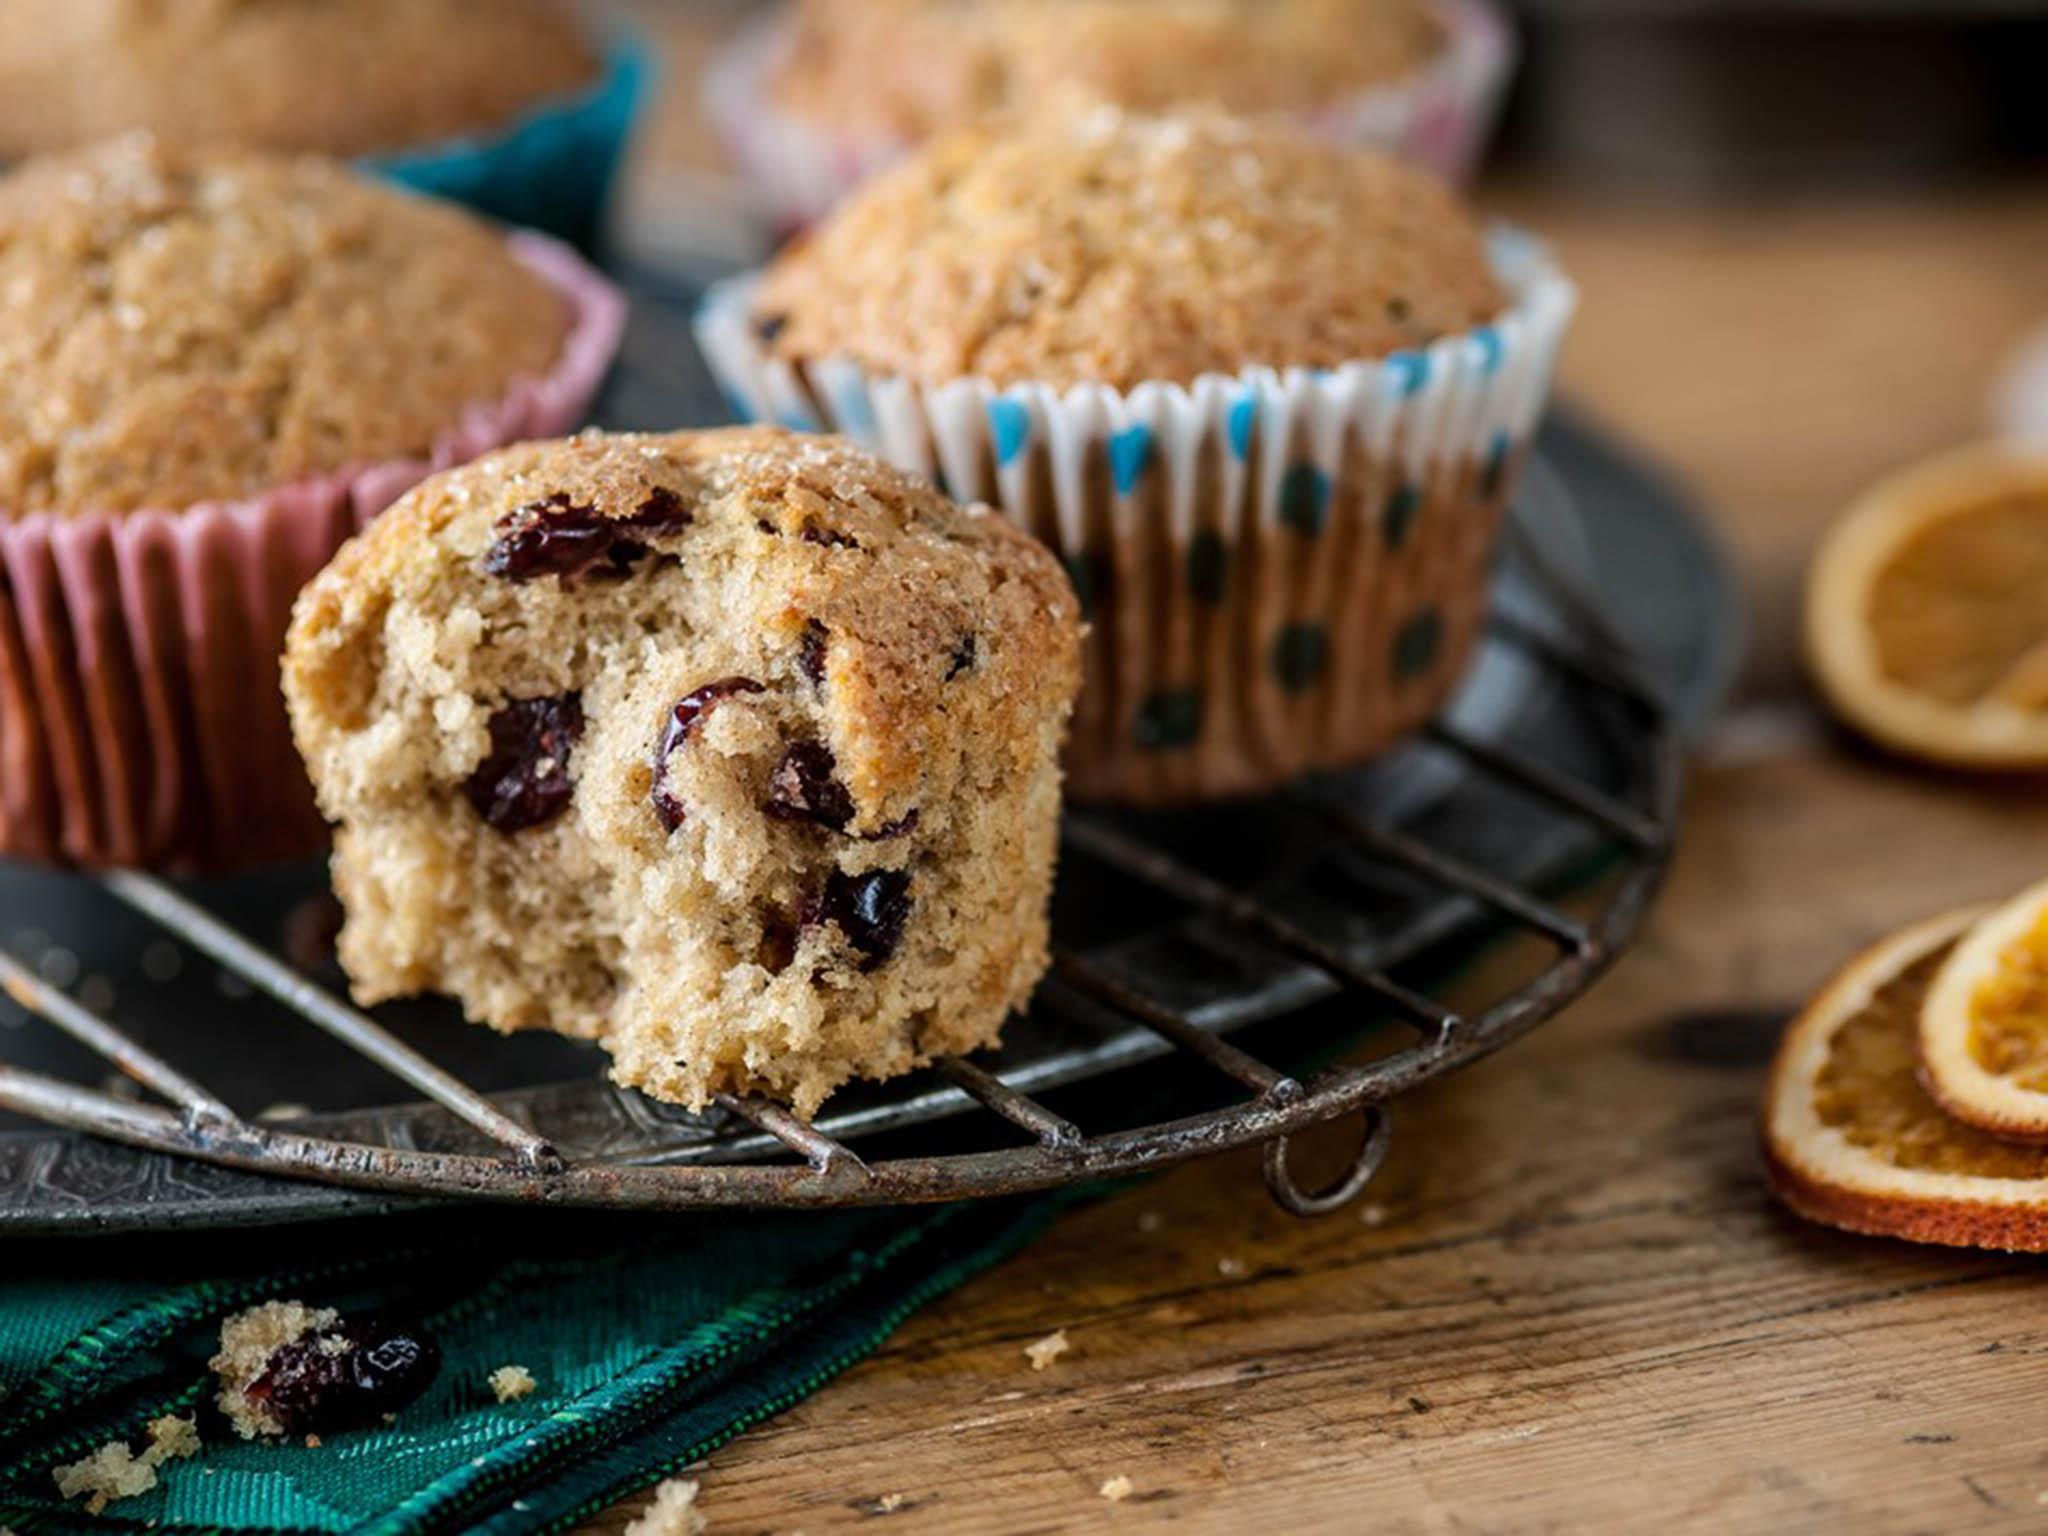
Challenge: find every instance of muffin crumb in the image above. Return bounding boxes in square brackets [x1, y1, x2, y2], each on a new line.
[1100, 1474, 1135, 1503]
[490, 1365, 538, 1403]
[625, 1477, 708, 1536]
[1024, 1329, 1070, 1371]
[213, 1301, 343, 1439]
[52, 1415, 199, 1514]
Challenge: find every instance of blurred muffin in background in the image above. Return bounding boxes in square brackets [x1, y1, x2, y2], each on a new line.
[698, 109, 1574, 805]
[0, 0, 645, 245]
[774, 0, 1442, 142]
[0, 135, 624, 870]
[708, 0, 1514, 230]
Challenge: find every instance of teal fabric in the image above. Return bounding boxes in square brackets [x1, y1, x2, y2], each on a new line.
[363, 38, 649, 250]
[0, 1195, 1079, 1535]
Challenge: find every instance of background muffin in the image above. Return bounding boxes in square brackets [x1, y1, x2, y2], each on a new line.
[0, 0, 644, 245]
[700, 109, 1574, 805]
[772, 0, 1444, 144]
[285, 429, 1082, 1117]
[0, 135, 624, 869]
[709, 0, 1513, 228]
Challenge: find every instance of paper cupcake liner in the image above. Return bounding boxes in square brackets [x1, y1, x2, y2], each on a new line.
[705, 0, 1515, 234]
[366, 36, 650, 251]
[696, 230, 1574, 805]
[0, 233, 628, 871]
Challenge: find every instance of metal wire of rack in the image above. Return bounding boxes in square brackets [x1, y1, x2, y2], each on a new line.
[0, 535, 1679, 1221]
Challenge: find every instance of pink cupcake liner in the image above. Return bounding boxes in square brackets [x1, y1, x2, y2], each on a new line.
[0, 232, 627, 871]
[706, 0, 1516, 234]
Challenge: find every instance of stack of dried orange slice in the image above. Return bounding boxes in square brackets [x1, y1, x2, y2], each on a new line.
[1763, 883, 2048, 1251]
[1770, 445, 2048, 1248]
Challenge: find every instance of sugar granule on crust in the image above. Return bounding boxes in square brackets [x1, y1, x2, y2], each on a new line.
[625, 1476, 708, 1536]
[1101, 1474, 1135, 1503]
[1024, 1328, 1070, 1371]
[52, 1415, 200, 1514]
[490, 1364, 538, 1402]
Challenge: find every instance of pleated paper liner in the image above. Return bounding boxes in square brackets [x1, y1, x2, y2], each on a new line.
[0, 233, 628, 871]
[705, 0, 1517, 234]
[697, 231, 1574, 805]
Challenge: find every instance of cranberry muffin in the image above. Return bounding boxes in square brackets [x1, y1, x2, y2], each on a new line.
[709, 0, 1514, 227]
[0, 0, 599, 159]
[284, 429, 1082, 1116]
[698, 109, 1574, 804]
[0, 135, 623, 868]
[770, 0, 1443, 146]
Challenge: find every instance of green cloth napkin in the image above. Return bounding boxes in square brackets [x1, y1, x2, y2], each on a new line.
[0, 1194, 1078, 1535]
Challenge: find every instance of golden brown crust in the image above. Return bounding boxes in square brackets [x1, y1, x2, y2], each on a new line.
[770, 0, 1444, 144]
[286, 428, 1082, 1115]
[0, 0, 598, 159]
[0, 136, 569, 519]
[1761, 1138, 2048, 1252]
[753, 109, 1502, 390]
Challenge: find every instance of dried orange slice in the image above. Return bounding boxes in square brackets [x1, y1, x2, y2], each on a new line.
[1920, 878, 2048, 1141]
[1762, 906, 2048, 1251]
[1805, 442, 2048, 770]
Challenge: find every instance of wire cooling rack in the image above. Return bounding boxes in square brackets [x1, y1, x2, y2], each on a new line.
[0, 441, 1698, 1229]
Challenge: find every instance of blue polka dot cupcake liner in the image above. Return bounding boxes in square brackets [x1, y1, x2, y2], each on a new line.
[705, 0, 1515, 234]
[694, 229, 1574, 805]
[364, 34, 650, 251]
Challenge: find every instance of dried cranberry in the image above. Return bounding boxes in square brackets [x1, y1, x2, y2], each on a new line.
[484, 489, 691, 583]
[807, 869, 912, 969]
[651, 678, 766, 831]
[246, 1319, 440, 1437]
[764, 743, 856, 831]
[464, 695, 583, 832]
[800, 519, 860, 551]
[630, 486, 693, 533]
[798, 620, 829, 688]
[945, 634, 978, 680]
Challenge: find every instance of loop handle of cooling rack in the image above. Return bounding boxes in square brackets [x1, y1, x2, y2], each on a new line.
[1262, 1104, 1393, 1218]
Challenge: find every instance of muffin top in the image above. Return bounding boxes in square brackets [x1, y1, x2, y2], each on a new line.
[751, 109, 1503, 391]
[771, 0, 1444, 143]
[0, 136, 572, 520]
[0, 0, 599, 160]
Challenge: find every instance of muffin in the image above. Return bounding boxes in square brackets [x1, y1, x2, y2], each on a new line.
[0, 135, 625, 869]
[0, 1, 644, 245]
[697, 108, 1574, 805]
[708, 0, 1513, 228]
[283, 428, 1082, 1116]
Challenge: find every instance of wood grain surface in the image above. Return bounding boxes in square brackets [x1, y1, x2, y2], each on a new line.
[589, 7, 2048, 1530]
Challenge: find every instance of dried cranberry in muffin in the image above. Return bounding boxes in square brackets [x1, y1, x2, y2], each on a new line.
[285, 428, 1081, 1117]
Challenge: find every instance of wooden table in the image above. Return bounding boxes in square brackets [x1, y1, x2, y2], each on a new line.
[592, 9, 2048, 1528]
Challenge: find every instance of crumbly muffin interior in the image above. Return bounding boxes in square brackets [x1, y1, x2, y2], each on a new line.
[286, 429, 1081, 1116]
[0, 135, 568, 518]
[0, 0, 598, 160]
[773, 0, 1444, 143]
[753, 107, 1503, 390]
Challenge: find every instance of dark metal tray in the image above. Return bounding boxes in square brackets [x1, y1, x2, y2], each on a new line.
[0, 273, 1739, 1235]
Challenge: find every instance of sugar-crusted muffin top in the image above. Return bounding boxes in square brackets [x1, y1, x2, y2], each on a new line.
[752, 109, 1504, 391]
[297, 426, 1083, 826]
[0, 0, 598, 159]
[771, 0, 1444, 143]
[0, 136, 571, 519]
